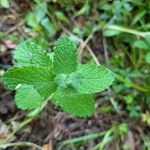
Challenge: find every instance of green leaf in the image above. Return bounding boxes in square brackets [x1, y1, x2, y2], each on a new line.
[13, 41, 52, 67]
[144, 35, 150, 44]
[54, 36, 77, 74]
[25, 12, 39, 28]
[34, 3, 46, 23]
[145, 52, 150, 63]
[75, 3, 90, 16]
[3, 35, 115, 117]
[132, 10, 146, 25]
[75, 64, 114, 94]
[55, 11, 69, 23]
[15, 85, 44, 110]
[51, 88, 95, 117]
[3, 66, 57, 97]
[133, 40, 149, 49]
[41, 18, 56, 37]
[0, 0, 9, 8]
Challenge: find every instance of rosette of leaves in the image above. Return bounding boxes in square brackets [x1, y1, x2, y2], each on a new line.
[3, 36, 114, 117]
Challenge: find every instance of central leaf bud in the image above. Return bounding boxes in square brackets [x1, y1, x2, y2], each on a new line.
[55, 73, 79, 89]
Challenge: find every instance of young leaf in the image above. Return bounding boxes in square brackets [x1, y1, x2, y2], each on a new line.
[41, 18, 56, 37]
[13, 41, 52, 67]
[0, 0, 10, 8]
[55, 11, 69, 23]
[144, 35, 150, 44]
[3, 66, 57, 97]
[53, 36, 77, 74]
[133, 40, 149, 50]
[55, 72, 80, 89]
[145, 52, 150, 63]
[75, 64, 114, 94]
[15, 85, 44, 110]
[51, 88, 95, 117]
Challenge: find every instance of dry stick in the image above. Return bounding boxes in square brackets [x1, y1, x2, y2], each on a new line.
[102, 34, 120, 112]
[0, 21, 24, 39]
[78, 27, 98, 63]
[79, 26, 98, 50]
[86, 45, 100, 65]
[102, 36, 109, 65]
[6, 20, 24, 35]
[0, 96, 51, 145]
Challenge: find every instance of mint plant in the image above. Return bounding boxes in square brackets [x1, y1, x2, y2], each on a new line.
[3, 36, 114, 117]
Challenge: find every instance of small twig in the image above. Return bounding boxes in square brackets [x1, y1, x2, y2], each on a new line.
[78, 26, 98, 62]
[0, 96, 51, 145]
[102, 34, 109, 65]
[86, 45, 100, 65]
[101, 32, 120, 112]
[0, 141, 43, 150]
[79, 26, 97, 50]
[6, 20, 24, 35]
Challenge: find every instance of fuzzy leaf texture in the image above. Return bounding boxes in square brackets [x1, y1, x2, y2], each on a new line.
[3, 36, 114, 117]
[51, 88, 95, 117]
[53, 36, 77, 74]
[3, 66, 57, 97]
[75, 64, 114, 94]
[15, 85, 44, 110]
[13, 40, 52, 67]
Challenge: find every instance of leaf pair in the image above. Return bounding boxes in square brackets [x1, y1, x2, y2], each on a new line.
[3, 36, 114, 117]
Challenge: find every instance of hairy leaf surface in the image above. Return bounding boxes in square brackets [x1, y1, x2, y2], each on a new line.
[3, 36, 114, 117]
[51, 88, 95, 117]
[54, 36, 77, 74]
[76, 64, 114, 94]
[15, 85, 44, 110]
[14, 40, 52, 67]
[4, 66, 57, 97]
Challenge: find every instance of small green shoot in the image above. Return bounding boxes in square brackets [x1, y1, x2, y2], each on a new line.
[3, 36, 114, 117]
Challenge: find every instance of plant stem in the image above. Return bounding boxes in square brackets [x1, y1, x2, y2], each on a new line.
[114, 73, 149, 93]
[0, 141, 43, 150]
[90, 128, 114, 150]
[106, 25, 150, 37]
[57, 131, 107, 150]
